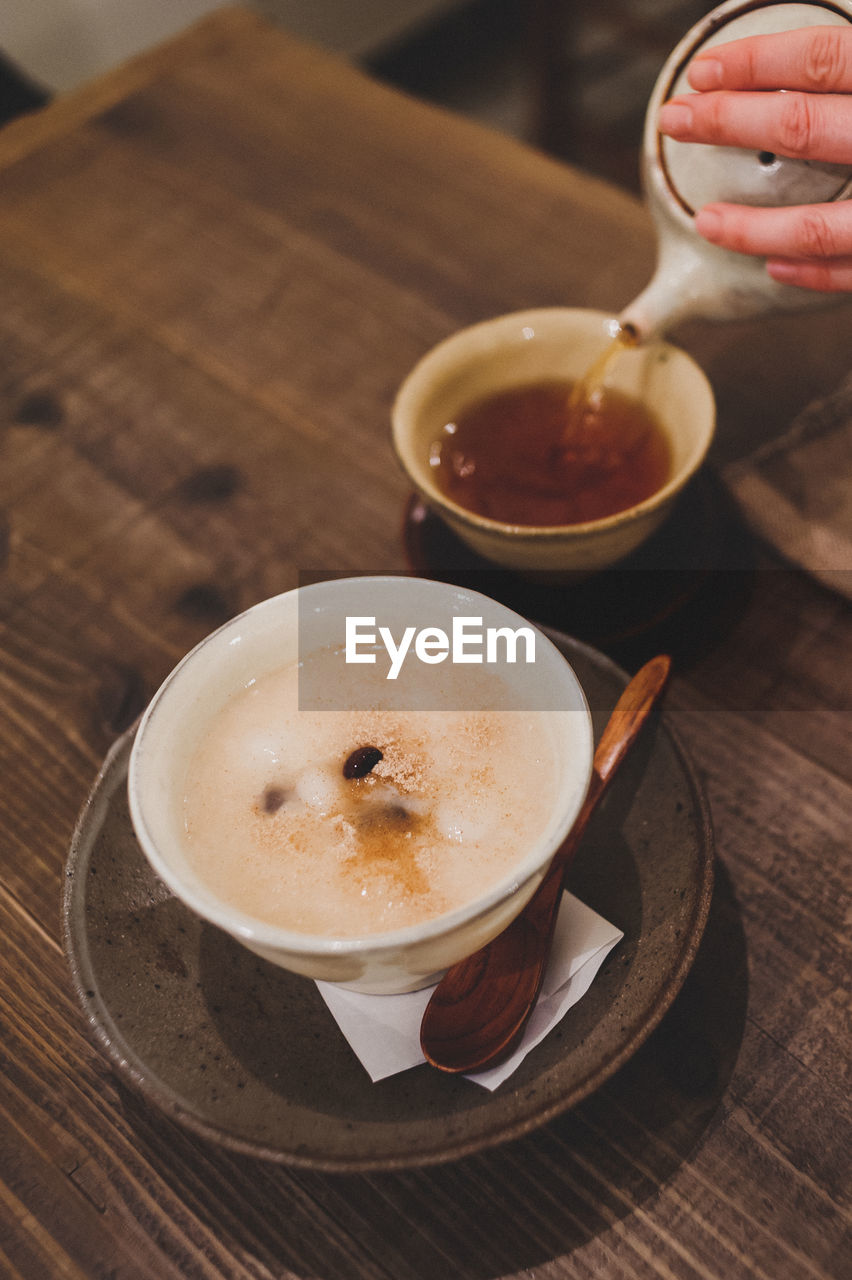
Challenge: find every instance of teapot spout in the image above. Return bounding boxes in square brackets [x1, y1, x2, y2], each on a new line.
[617, 218, 825, 341]
[617, 235, 731, 341]
[618, 275, 695, 344]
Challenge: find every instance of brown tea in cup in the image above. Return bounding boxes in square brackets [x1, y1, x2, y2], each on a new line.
[430, 373, 671, 527]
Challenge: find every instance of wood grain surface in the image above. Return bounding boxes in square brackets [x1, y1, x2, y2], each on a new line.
[0, 7, 849, 1278]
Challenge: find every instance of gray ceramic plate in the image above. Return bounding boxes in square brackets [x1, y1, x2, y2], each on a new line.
[63, 634, 713, 1171]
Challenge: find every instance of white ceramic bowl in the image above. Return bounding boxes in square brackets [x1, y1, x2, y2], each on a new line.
[392, 307, 715, 576]
[128, 576, 594, 994]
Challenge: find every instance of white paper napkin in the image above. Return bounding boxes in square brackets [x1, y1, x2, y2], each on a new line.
[317, 892, 623, 1090]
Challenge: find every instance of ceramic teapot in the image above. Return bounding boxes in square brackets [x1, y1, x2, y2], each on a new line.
[619, 0, 852, 339]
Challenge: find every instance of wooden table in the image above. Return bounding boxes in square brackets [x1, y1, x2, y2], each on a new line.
[1, 8, 849, 1278]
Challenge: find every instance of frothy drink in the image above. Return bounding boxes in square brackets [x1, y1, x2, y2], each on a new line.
[181, 657, 564, 937]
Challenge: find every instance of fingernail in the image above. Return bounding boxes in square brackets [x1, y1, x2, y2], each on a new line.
[688, 57, 722, 90]
[658, 102, 693, 137]
[695, 208, 723, 241]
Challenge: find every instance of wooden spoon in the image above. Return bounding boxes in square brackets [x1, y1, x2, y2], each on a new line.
[420, 653, 672, 1074]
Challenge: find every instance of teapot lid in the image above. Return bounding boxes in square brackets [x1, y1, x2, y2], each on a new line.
[658, 1, 852, 213]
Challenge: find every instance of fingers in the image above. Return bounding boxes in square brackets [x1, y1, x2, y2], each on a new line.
[696, 199, 852, 256]
[658, 88, 852, 164]
[696, 200, 852, 291]
[766, 256, 852, 291]
[687, 26, 852, 93]
[656, 25, 852, 293]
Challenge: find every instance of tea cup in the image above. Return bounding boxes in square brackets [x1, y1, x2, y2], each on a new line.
[392, 308, 715, 577]
[128, 576, 594, 994]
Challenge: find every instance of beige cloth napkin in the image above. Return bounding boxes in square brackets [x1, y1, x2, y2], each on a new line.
[723, 372, 852, 598]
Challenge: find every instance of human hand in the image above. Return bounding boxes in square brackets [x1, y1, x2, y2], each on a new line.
[658, 25, 852, 291]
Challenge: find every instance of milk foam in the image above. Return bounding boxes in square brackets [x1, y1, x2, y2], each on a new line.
[181, 658, 564, 937]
